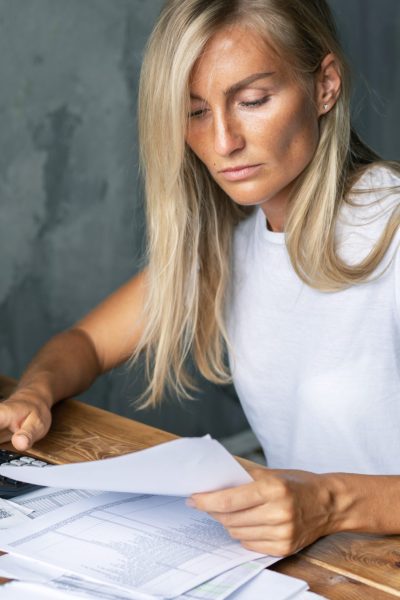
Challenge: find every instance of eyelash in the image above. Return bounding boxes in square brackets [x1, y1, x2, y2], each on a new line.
[240, 95, 270, 108]
[189, 109, 208, 119]
[189, 95, 270, 119]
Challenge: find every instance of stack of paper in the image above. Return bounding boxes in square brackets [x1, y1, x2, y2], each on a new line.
[0, 437, 326, 599]
[0, 498, 33, 529]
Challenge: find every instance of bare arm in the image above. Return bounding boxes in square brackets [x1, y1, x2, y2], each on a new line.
[0, 270, 148, 451]
[189, 468, 400, 556]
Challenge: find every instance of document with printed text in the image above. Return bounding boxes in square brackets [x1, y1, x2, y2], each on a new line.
[0, 491, 266, 598]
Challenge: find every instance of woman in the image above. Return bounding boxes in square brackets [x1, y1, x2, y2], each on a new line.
[1, 0, 399, 556]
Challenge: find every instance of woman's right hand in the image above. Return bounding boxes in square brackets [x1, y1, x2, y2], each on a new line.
[0, 272, 147, 454]
[0, 390, 52, 451]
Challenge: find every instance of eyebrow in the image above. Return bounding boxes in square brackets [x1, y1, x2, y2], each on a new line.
[190, 71, 276, 101]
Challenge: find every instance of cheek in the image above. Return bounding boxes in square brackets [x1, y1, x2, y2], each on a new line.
[273, 107, 319, 165]
[186, 129, 212, 166]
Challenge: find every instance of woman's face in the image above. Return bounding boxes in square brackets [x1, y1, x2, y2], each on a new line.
[186, 25, 321, 231]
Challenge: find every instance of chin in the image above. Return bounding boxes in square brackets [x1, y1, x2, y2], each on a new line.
[220, 183, 273, 207]
[228, 194, 268, 207]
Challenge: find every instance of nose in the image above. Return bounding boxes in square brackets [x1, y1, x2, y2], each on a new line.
[213, 111, 245, 156]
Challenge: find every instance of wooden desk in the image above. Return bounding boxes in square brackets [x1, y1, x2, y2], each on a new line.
[1, 378, 400, 599]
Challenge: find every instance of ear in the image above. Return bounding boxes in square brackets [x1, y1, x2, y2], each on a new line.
[315, 53, 341, 116]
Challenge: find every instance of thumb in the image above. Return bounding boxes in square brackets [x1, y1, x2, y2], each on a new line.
[12, 430, 33, 452]
[11, 410, 47, 452]
[0, 403, 32, 450]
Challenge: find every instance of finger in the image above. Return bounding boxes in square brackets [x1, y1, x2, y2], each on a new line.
[0, 430, 12, 444]
[0, 403, 35, 450]
[11, 411, 48, 451]
[241, 539, 293, 557]
[0, 404, 14, 431]
[11, 429, 34, 452]
[191, 481, 267, 513]
[227, 523, 293, 543]
[211, 505, 290, 528]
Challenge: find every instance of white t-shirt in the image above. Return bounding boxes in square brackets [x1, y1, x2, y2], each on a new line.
[228, 166, 400, 474]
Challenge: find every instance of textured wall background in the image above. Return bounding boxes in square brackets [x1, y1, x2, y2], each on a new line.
[0, 0, 399, 438]
[331, 0, 400, 159]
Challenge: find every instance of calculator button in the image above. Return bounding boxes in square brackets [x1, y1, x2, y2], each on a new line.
[0, 449, 51, 499]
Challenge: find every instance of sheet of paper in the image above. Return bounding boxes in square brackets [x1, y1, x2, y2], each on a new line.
[0, 491, 265, 598]
[12, 485, 103, 519]
[5, 500, 33, 516]
[0, 579, 154, 600]
[226, 568, 308, 599]
[0, 580, 320, 600]
[0, 498, 31, 529]
[179, 557, 276, 600]
[0, 554, 278, 600]
[45, 574, 157, 600]
[0, 436, 251, 496]
[0, 580, 75, 600]
[0, 553, 65, 583]
[0, 554, 159, 599]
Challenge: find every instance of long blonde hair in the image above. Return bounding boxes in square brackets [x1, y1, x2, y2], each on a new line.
[135, 0, 400, 406]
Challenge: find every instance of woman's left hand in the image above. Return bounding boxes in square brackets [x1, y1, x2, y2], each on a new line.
[188, 467, 340, 556]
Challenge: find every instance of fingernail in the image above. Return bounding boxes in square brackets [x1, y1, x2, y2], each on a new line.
[186, 498, 196, 508]
[15, 434, 29, 449]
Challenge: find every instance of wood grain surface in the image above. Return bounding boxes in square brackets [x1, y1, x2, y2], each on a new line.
[0, 375, 178, 463]
[301, 532, 400, 596]
[2, 374, 400, 598]
[272, 555, 398, 599]
[10, 398, 178, 464]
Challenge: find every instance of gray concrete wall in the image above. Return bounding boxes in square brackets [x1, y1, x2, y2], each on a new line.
[0, 0, 399, 438]
[330, 0, 400, 159]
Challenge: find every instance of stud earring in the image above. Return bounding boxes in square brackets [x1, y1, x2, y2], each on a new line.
[323, 103, 329, 110]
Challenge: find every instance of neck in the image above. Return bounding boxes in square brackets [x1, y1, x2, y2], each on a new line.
[260, 185, 292, 232]
[261, 202, 286, 232]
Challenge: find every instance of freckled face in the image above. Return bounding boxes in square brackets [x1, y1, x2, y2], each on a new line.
[185, 25, 320, 229]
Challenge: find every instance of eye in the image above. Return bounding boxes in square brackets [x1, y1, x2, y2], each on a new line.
[189, 108, 209, 119]
[239, 95, 270, 108]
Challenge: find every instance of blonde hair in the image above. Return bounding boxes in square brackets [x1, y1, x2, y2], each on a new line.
[135, 0, 400, 406]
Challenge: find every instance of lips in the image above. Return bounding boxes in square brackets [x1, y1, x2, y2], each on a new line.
[218, 164, 263, 182]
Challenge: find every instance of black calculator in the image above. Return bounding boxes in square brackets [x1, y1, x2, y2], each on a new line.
[0, 448, 50, 499]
